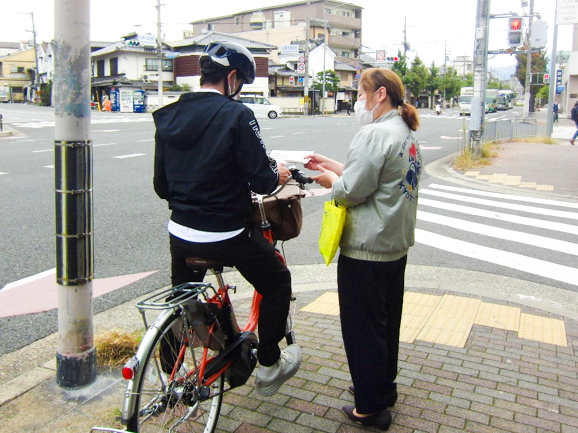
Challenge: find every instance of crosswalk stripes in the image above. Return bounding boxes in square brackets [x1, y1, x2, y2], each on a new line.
[10, 116, 154, 129]
[416, 183, 578, 287]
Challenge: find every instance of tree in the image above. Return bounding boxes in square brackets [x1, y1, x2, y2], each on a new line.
[391, 50, 408, 83]
[426, 61, 441, 107]
[515, 49, 548, 112]
[313, 70, 340, 93]
[439, 68, 462, 106]
[405, 56, 429, 106]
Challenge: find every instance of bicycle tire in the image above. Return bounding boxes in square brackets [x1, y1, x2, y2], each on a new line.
[124, 312, 224, 433]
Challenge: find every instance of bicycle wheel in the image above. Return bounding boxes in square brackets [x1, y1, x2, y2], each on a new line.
[125, 312, 224, 433]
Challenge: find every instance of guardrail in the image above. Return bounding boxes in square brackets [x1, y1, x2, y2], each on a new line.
[482, 117, 537, 144]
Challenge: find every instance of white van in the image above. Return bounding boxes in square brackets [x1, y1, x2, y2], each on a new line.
[239, 95, 282, 119]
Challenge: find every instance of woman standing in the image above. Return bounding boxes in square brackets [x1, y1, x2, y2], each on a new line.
[306, 68, 421, 430]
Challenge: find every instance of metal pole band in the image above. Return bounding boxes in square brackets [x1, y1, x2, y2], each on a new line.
[55, 139, 93, 286]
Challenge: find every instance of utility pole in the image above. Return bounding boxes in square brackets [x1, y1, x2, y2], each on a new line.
[403, 17, 408, 58]
[19, 12, 40, 102]
[523, 0, 533, 117]
[156, 0, 164, 107]
[54, 0, 96, 388]
[545, 0, 559, 137]
[470, 0, 491, 152]
[303, 0, 310, 116]
[443, 40, 447, 104]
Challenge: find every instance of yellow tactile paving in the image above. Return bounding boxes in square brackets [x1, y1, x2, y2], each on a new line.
[415, 295, 481, 348]
[300, 291, 340, 316]
[464, 171, 480, 177]
[519, 182, 538, 188]
[474, 302, 520, 331]
[518, 314, 567, 347]
[536, 184, 555, 191]
[299, 292, 568, 347]
[400, 292, 442, 343]
[502, 176, 522, 185]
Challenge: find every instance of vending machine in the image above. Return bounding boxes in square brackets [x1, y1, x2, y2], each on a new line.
[133, 90, 145, 113]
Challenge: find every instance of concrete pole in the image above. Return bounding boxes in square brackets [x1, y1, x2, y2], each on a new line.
[156, 0, 163, 107]
[322, 17, 327, 116]
[470, 0, 491, 151]
[31, 13, 40, 102]
[546, 0, 559, 137]
[523, 0, 534, 117]
[54, 0, 96, 388]
[304, 0, 310, 116]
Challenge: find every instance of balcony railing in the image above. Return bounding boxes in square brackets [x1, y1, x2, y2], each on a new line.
[329, 34, 360, 49]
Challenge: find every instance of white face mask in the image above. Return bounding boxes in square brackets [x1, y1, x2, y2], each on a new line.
[227, 75, 241, 100]
[354, 89, 380, 126]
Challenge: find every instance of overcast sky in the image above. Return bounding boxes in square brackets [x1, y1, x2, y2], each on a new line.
[1, 0, 571, 72]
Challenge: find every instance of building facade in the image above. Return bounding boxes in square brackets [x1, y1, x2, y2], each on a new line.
[0, 47, 35, 102]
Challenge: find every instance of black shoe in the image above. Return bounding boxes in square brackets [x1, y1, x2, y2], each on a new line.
[342, 405, 392, 431]
[348, 386, 398, 407]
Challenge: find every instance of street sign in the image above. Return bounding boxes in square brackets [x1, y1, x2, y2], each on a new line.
[297, 63, 306, 73]
[298, 56, 305, 63]
[376, 50, 386, 64]
[298, 76, 304, 84]
[355, 64, 362, 71]
[558, 0, 578, 25]
[556, 69, 563, 87]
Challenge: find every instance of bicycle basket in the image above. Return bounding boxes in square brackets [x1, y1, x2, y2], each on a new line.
[252, 181, 305, 241]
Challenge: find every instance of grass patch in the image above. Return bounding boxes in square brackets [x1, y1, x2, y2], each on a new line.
[453, 142, 498, 170]
[95, 328, 143, 370]
[511, 136, 559, 145]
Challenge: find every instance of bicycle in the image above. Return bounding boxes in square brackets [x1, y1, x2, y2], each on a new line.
[108, 168, 312, 433]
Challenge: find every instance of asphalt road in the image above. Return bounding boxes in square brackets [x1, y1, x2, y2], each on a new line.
[2, 102, 565, 356]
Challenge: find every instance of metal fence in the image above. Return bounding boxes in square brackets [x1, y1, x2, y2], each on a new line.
[481, 117, 538, 144]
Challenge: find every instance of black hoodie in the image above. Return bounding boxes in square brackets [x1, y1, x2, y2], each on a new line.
[153, 91, 279, 232]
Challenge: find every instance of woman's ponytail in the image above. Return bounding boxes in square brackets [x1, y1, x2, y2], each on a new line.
[400, 102, 420, 131]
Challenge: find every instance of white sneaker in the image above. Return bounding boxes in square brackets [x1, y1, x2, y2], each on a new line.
[255, 344, 301, 396]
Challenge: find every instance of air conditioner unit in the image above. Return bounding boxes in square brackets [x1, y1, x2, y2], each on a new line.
[141, 74, 150, 83]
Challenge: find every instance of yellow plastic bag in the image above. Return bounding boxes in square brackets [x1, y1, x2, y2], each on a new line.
[318, 199, 347, 266]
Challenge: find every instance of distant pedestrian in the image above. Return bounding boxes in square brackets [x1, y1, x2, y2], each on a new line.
[570, 101, 578, 145]
[103, 97, 112, 112]
[553, 100, 559, 123]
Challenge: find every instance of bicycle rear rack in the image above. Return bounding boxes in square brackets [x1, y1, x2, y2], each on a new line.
[136, 282, 216, 311]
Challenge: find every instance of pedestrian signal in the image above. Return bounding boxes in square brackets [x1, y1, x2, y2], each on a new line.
[507, 17, 523, 47]
[543, 74, 549, 84]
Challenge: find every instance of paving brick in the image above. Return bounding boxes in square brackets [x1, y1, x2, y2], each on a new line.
[407, 355, 442, 369]
[413, 345, 450, 357]
[399, 368, 437, 383]
[398, 359, 423, 372]
[539, 354, 576, 369]
[278, 384, 317, 402]
[514, 412, 561, 432]
[393, 401, 423, 417]
[452, 389, 494, 405]
[474, 385, 516, 402]
[229, 406, 272, 427]
[491, 416, 537, 432]
[234, 422, 272, 433]
[295, 412, 342, 433]
[479, 370, 517, 385]
[399, 384, 429, 400]
[517, 380, 559, 396]
[496, 383, 537, 399]
[494, 398, 537, 417]
[545, 408, 578, 428]
[500, 369, 539, 383]
[429, 392, 471, 409]
[458, 374, 497, 389]
[436, 377, 476, 392]
[312, 393, 351, 411]
[421, 366, 459, 381]
[539, 364, 578, 379]
[394, 413, 440, 433]
[481, 357, 520, 371]
[303, 381, 347, 399]
[403, 395, 447, 413]
[307, 356, 345, 370]
[560, 390, 578, 402]
[442, 363, 481, 376]
[267, 417, 314, 433]
[445, 405, 490, 425]
[519, 366, 559, 381]
[421, 408, 466, 429]
[464, 360, 500, 374]
[413, 379, 453, 396]
[317, 366, 351, 382]
[295, 368, 332, 385]
[286, 398, 329, 418]
[464, 420, 504, 432]
[428, 354, 463, 366]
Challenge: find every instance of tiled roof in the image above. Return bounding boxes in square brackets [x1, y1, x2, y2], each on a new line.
[167, 31, 276, 50]
[90, 41, 170, 57]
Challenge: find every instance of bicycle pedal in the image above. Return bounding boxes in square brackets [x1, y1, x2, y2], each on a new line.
[198, 386, 211, 399]
[230, 285, 236, 294]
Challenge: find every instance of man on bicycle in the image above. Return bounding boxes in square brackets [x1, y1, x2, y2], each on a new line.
[153, 41, 301, 396]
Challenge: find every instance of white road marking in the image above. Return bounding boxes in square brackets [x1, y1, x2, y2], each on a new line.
[94, 129, 120, 132]
[114, 153, 146, 159]
[418, 210, 578, 256]
[415, 229, 578, 286]
[136, 139, 154, 142]
[32, 149, 53, 153]
[43, 165, 55, 169]
[430, 184, 578, 209]
[93, 143, 116, 147]
[418, 197, 578, 236]
[0, 172, 7, 175]
[420, 146, 442, 149]
[440, 136, 462, 140]
[420, 188, 578, 220]
[2, 268, 56, 291]
[269, 136, 286, 139]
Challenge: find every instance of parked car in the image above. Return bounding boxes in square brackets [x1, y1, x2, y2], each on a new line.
[515, 100, 524, 106]
[239, 95, 282, 119]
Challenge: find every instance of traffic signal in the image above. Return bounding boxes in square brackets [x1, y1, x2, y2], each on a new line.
[386, 56, 399, 63]
[507, 17, 523, 47]
[543, 74, 549, 84]
[126, 40, 140, 47]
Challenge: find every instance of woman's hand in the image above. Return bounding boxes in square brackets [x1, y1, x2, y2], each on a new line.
[311, 165, 339, 189]
[305, 154, 344, 176]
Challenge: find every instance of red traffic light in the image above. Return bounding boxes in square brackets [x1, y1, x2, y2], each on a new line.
[393, 56, 399, 62]
[510, 18, 521, 30]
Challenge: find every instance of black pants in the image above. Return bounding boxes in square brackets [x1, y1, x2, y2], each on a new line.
[170, 227, 291, 366]
[338, 254, 407, 414]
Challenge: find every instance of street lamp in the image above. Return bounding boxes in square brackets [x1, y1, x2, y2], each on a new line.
[322, 1, 348, 115]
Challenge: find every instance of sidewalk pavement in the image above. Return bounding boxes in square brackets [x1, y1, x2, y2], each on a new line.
[1, 118, 578, 433]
